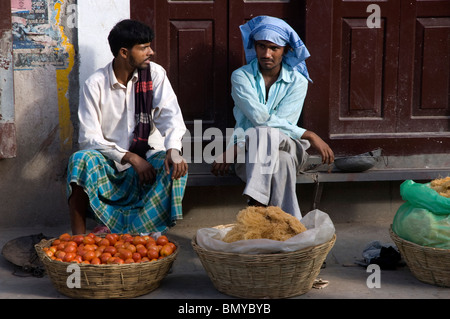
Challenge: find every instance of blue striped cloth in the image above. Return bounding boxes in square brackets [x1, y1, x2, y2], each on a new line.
[67, 150, 187, 234]
[239, 15, 311, 82]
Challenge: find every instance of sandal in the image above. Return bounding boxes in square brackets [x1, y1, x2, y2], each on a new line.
[92, 225, 110, 234]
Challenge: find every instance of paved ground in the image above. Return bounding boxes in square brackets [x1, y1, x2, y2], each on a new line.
[1, 214, 448, 301]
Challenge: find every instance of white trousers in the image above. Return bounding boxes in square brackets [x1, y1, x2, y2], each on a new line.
[234, 127, 310, 219]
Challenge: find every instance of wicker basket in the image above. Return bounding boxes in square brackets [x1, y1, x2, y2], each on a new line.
[390, 226, 450, 287]
[192, 232, 336, 298]
[35, 237, 178, 299]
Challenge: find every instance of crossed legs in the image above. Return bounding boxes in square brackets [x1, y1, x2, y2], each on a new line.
[234, 127, 309, 219]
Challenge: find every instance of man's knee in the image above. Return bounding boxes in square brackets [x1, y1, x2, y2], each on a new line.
[69, 149, 102, 163]
[69, 183, 88, 202]
[245, 127, 281, 160]
[245, 126, 280, 142]
[278, 150, 295, 168]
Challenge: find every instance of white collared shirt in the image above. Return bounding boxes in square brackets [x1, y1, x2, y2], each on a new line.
[78, 61, 186, 171]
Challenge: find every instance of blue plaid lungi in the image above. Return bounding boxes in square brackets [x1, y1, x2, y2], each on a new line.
[66, 150, 187, 234]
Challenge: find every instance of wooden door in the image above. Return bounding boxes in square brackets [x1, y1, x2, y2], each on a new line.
[397, 0, 450, 135]
[329, 1, 400, 137]
[305, 0, 450, 156]
[131, 0, 306, 148]
[131, 0, 228, 135]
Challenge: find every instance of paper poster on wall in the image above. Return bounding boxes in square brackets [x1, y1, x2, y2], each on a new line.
[11, 0, 69, 70]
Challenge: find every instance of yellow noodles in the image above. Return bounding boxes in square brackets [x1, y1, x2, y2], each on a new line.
[430, 177, 450, 198]
[222, 206, 307, 243]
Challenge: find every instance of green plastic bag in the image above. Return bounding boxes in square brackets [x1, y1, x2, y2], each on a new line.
[392, 180, 450, 249]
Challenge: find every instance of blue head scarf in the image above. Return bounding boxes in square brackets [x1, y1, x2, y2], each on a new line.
[239, 15, 311, 82]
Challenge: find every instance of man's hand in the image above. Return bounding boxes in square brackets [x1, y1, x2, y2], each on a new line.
[211, 144, 238, 176]
[165, 149, 188, 180]
[122, 152, 157, 185]
[301, 131, 335, 165]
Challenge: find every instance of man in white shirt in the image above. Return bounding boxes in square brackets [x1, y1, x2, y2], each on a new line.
[67, 19, 188, 235]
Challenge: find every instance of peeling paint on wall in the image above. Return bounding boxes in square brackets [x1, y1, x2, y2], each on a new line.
[12, 0, 69, 70]
[54, 0, 74, 151]
[0, 31, 12, 71]
[0, 28, 16, 159]
[11, 0, 76, 152]
[0, 30, 14, 121]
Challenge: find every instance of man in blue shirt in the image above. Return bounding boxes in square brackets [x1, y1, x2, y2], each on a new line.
[212, 16, 334, 219]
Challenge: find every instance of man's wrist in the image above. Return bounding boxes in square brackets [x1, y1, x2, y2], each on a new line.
[166, 148, 182, 156]
[121, 152, 140, 165]
[121, 152, 131, 165]
[166, 148, 185, 164]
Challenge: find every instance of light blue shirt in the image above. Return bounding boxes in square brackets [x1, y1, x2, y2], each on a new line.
[229, 59, 308, 147]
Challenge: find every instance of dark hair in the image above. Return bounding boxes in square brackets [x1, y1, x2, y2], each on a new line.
[108, 19, 155, 57]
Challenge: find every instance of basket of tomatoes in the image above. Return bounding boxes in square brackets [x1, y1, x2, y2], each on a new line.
[35, 232, 178, 299]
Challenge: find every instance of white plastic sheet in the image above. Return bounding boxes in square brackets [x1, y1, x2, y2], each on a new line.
[196, 209, 335, 254]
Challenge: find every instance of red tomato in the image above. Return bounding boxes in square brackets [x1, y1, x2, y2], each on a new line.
[83, 236, 95, 245]
[55, 251, 66, 260]
[63, 252, 76, 262]
[105, 234, 117, 246]
[83, 250, 95, 262]
[147, 248, 159, 260]
[160, 244, 174, 257]
[156, 235, 169, 246]
[112, 257, 124, 264]
[64, 245, 77, 254]
[103, 246, 117, 256]
[72, 235, 84, 245]
[98, 238, 110, 247]
[133, 236, 146, 246]
[136, 245, 148, 258]
[132, 252, 142, 262]
[118, 248, 132, 261]
[73, 255, 83, 263]
[59, 233, 71, 241]
[167, 242, 177, 251]
[124, 242, 136, 253]
[100, 252, 112, 264]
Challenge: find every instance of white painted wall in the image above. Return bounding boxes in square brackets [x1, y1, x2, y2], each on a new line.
[0, 0, 131, 228]
[78, 0, 130, 93]
[77, 1, 164, 149]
